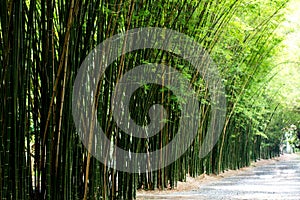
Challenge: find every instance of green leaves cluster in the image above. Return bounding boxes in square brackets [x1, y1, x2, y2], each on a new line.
[0, 0, 297, 199]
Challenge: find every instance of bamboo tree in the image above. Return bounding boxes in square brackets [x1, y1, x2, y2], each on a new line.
[0, 0, 294, 199]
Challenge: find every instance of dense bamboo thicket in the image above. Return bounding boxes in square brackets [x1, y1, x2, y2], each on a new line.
[1, 0, 298, 199]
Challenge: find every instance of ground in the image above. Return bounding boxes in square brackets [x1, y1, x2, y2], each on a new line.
[137, 153, 300, 199]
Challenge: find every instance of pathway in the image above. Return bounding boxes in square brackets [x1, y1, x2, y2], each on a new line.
[137, 153, 300, 200]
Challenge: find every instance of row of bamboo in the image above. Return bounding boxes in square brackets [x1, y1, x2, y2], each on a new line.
[0, 0, 289, 199]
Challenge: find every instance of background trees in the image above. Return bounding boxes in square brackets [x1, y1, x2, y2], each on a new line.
[0, 0, 299, 199]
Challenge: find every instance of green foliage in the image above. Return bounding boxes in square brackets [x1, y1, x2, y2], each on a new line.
[0, 0, 297, 199]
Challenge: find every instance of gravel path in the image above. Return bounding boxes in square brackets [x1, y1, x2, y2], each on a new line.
[137, 153, 300, 200]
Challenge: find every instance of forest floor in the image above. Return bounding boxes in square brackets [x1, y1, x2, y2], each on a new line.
[136, 153, 299, 198]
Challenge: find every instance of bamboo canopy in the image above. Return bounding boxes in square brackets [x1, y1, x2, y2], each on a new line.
[0, 0, 297, 199]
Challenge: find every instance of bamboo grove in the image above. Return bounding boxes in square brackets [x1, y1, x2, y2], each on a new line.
[1, 0, 298, 199]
